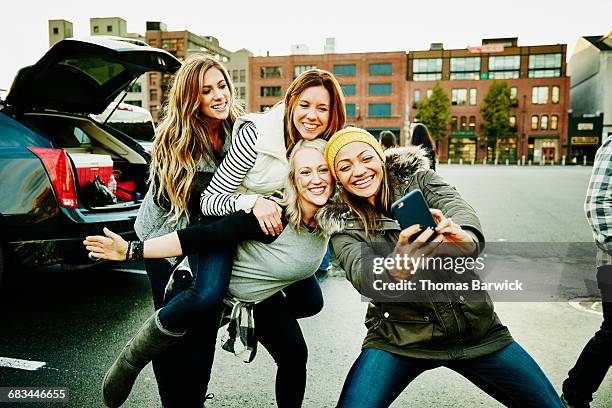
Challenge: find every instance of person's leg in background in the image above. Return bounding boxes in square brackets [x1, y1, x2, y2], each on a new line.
[448, 341, 564, 408]
[562, 264, 612, 408]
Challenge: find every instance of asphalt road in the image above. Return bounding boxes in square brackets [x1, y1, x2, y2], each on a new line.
[1, 164, 610, 407]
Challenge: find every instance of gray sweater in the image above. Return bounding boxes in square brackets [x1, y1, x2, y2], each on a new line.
[134, 157, 219, 263]
[229, 226, 328, 302]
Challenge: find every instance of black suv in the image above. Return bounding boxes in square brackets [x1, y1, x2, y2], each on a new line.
[0, 37, 180, 284]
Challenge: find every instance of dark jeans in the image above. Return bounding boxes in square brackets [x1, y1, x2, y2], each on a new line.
[144, 258, 220, 408]
[562, 265, 612, 407]
[337, 342, 564, 408]
[255, 275, 324, 408]
[158, 244, 235, 332]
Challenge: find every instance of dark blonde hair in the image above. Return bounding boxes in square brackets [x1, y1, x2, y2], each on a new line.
[282, 138, 328, 235]
[283, 69, 346, 154]
[150, 54, 243, 224]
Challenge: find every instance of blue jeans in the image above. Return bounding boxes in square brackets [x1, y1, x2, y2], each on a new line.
[145, 258, 222, 407]
[338, 342, 564, 408]
[158, 243, 235, 332]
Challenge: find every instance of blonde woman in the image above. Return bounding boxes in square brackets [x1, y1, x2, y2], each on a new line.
[123, 54, 242, 407]
[97, 69, 346, 407]
[86, 140, 334, 407]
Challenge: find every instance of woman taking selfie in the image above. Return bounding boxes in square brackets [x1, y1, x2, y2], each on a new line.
[318, 127, 564, 408]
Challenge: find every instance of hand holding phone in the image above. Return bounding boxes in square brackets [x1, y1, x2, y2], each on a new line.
[391, 189, 438, 241]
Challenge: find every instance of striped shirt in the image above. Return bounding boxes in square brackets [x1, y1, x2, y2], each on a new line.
[584, 135, 612, 266]
[200, 122, 259, 216]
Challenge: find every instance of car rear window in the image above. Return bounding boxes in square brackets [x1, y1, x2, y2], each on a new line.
[0, 112, 50, 148]
[59, 57, 127, 86]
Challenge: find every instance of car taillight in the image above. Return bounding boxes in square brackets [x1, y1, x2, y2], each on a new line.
[27, 147, 78, 209]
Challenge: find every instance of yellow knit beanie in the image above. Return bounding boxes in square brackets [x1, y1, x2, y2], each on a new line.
[324, 127, 386, 179]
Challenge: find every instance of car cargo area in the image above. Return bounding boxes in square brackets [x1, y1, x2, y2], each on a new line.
[24, 112, 149, 211]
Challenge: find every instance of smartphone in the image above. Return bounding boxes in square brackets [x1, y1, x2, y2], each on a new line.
[391, 189, 438, 240]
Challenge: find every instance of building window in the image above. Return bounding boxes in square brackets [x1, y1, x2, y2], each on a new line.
[531, 115, 539, 130]
[93, 26, 99, 33]
[341, 84, 356, 96]
[232, 69, 239, 83]
[368, 103, 391, 117]
[260, 86, 281, 97]
[510, 87, 518, 106]
[334, 64, 356, 76]
[149, 39, 157, 47]
[369, 63, 392, 75]
[469, 88, 477, 106]
[451, 116, 458, 131]
[451, 88, 468, 106]
[488, 55, 520, 79]
[460, 116, 468, 131]
[427, 89, 433, 98]
[413, 58, 442, 81]
[468, 116, 476, 131]
[239, 69, 246, 82]
[450, 57, 481, 80]
[294, 65, 316, 78]
[528, 53, 562, 78]
[541, 115, 549, 130]
[413, 89, 421, 107]
[550, 115, 559, 130]
[53, 27, 59, 34]
[368, 83, 392, 95]
[161, 39, 183, 53]
[127, 82, 142, 93]
[107, 25, 113, 33]
[150, 89, 158, 101]
[260, 105, 273, 112]
[346, 103, 356, 118]
[509, 115, 517, 129]
[551, 86, 560, 104]
[532, 86, 549, 104]
[124, 100, 142, 107]
[260, 66, 282, 79]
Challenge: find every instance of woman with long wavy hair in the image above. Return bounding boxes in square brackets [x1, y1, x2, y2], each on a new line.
[105, 54, 242, 408]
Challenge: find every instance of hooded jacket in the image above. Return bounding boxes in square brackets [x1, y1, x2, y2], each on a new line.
[317, 146, 513, 359]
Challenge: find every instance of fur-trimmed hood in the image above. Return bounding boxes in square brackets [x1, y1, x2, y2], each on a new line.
[316, 145, 431, 235]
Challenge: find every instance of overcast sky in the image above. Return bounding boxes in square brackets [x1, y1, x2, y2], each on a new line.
[1, 0, 610, 89]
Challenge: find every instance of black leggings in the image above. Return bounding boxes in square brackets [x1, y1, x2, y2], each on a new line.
[255, 275, 324, 408]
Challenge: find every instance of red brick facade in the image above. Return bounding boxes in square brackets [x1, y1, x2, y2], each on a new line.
[249, 52, 408, 143]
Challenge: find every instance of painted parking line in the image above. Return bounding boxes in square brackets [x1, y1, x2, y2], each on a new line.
[0, 357, 46, 371]
[568, 300, 603, 316]
[111, 268, 147, 275]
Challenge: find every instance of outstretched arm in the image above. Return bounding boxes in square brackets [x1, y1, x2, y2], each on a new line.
[84, 210, 280, 261]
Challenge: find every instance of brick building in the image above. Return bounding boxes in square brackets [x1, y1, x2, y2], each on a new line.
[249, 52, 408, 142]
[407, 38, 570, 164]
[144, 22, 232, 122]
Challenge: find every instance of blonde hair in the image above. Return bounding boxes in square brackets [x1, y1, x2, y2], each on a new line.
[149, 54, 243, 224]
[283, 69, 345, 155]
[282, 138, 329, 235]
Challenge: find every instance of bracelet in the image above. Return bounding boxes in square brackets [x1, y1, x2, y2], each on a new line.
[131, 240, 144, 261]
[126, 241, 133, 261]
